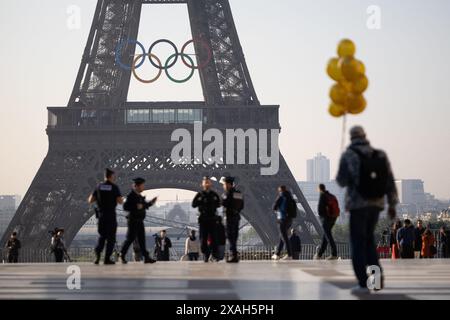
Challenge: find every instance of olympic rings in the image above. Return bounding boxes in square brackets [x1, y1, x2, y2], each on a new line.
[115, 38, 213, 84]
[148, 39, 178, 70]
[132, 53, 162, 84]
[164, 53, 195, 84]
[181, 38, 212, 69]
[115, 39, 146, 71]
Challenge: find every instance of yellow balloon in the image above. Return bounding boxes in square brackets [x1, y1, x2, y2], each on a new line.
[329, 103, 346, 117]
[326, 58, 343, 81]
[351, 74, 369, 94]
[340, 80, 353, 92]
[339, 57, 361, 81]
[356, 60, 365, 74]
[337, 39, 356, 58]
[347, 94, 367, 114]
[329, 83, 348, 105]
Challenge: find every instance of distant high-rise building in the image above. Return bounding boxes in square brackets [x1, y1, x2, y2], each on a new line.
[0, 195, 20, 239]
[395, 180, 426, 205]
[307, 153, 330, 183]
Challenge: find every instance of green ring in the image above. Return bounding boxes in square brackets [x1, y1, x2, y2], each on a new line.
[164, 53, 195, 83]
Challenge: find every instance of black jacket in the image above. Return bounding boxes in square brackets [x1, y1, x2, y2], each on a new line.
[192, 190, 221, 221]
[123, 190, 154, 221]
[7, 238, 21, 254]
[318, 191, 330, 217]
[221, 187, 243, 219]
[155, 236, 172, 259]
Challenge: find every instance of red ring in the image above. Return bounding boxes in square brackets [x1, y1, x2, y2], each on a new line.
[181, 38, 212, 69]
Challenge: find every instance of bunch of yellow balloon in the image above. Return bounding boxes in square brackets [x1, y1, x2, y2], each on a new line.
[326, 39, 369, 117]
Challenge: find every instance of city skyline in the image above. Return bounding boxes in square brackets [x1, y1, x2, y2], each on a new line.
[0, 0, 449, 199]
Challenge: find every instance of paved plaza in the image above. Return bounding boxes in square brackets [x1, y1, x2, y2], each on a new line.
[0, 259, 449, 300]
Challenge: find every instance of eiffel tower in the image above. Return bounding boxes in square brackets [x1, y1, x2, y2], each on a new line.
[2, 0, 322, 257]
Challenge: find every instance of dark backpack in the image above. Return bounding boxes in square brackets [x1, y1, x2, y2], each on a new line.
[286, 195, 298, 219]
[325, 193, 340, 218]
[351, 147, 389, 199]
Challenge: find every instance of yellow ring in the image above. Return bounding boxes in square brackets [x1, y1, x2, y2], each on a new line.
[131, 53, 162, 84]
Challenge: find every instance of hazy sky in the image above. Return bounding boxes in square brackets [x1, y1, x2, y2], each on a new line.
[0, 0, 449, 199]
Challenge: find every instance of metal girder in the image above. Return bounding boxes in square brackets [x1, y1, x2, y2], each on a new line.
[2, 0, 322, 260]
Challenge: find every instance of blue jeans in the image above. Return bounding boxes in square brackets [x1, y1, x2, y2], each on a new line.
[350, 207, 382, 288]
[276, 218, 293, 257]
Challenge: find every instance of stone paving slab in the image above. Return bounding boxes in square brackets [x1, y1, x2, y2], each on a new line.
[0, 259, 449, 300]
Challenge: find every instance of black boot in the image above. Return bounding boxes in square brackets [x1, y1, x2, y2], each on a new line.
[144, 256, 156, 264]
[94, 253, 101, 265]
[227, 253, 239, 263]
[104, 257, 115, 265]
[119, 252, 128, 264]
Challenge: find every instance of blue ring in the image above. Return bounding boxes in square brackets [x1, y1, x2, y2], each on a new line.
[115, 39, 146, 71]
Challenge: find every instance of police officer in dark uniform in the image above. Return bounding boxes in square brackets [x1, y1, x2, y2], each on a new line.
[220, 176, 244, 263]
[119, 177, 157, 264]
[192, 176, 221, 262]
[88, 168, 123, 265]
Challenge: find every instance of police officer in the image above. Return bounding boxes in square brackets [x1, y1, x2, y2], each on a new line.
[119, 177, 157, 264]
[88, 168, 123, 265]
[192, 176, 221, 262]
[220, 176, 244, 263]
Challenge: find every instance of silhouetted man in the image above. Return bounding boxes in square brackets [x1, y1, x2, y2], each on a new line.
[155, 230, 172, 261]
[337, 126, 398, 294]
[6, 232, 21, 263]
[192, 176, 221, 262]
[314, 184, 339, 260]
[119, 177, 157, 264]
[220, 176, 244, 263]
[89, 168, 123, 265]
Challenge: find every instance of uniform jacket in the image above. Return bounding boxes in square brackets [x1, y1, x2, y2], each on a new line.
[123, 190, 154, 221]
[192, 190, 221, 221]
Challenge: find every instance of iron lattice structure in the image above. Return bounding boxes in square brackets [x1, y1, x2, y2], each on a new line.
[2, 0, 323, 257]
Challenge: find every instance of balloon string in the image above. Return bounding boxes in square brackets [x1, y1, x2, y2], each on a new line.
[341, 113, 347, 153]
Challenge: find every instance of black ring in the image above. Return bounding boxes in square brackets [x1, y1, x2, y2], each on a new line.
[147, 39, 178, 70]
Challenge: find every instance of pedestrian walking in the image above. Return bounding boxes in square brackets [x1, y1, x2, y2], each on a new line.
[336, 126, 398, 294]
[397, 219, 415, 259]
[272, 186, 298, 261]
[314, 184, 339, 260]
[220, 176, 244, 263]
[119, 177, 157, 264]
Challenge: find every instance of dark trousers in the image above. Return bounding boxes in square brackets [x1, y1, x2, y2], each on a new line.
[199, 219, 218, 260]
[350, 207, 381, 288]
[318, 216, 338, 257]
[226, 216, 240, 256]
[95, 218, 117, 260]
[54, 249, 64, 262]
[7, 253, 18, 263]
[292, 251, 301, 260]
[400, 245, 415, 259]
[276, 218, 293, 256]
[121, 219, 149, 259]
[188, 252, 199, 261]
